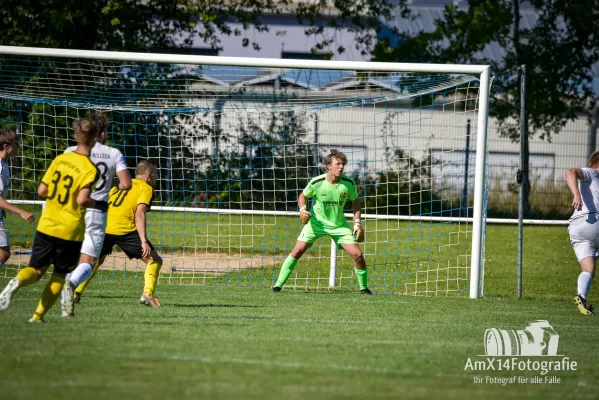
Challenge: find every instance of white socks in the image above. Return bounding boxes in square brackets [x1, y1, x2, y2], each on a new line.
[577, 271, 593, 299]
[67, 263, 94, 287]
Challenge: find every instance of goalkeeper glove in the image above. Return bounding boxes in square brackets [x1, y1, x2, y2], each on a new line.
[353, 218, 364, 243]
[299, 206, 311, 224]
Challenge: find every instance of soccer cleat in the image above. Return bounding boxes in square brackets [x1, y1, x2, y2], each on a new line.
[74, 291, 81, 304]
[574, 295, 594, 316]
[0, 278, 20, 311]
[360, 288, 373, 295]
[28, 318, 46, 324]
[140, 293, 161, 308]
[61, 280, 75, 317]
[272, 286, 282, 293]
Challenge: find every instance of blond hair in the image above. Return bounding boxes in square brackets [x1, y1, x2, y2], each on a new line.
[73, 118, 98, 147]
[136, 159, 156, 176]
[589, 151, 599, 168]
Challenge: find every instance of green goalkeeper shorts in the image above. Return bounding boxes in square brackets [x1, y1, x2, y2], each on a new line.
[297, 219, 357, 245]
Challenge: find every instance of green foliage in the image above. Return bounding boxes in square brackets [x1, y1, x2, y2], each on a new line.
[373, 0, 599, 141]
[0, 0, 408, 56]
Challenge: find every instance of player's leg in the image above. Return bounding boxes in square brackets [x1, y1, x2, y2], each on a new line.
[75, 256, 106, 301]
[273, 222, 323, 291]
[333, 224, 371, 294]
[30, 237, 82, 322]
[0, 224, 11, 265]
[115, 231, 161, 307]
[0, 231, 50, 311]
[141, 249, 162, 307]
[273, 240, 311, 291]
[569, 219, 596, 315]
[67, 210, 106, 287]
[63, 210, 107, 313]
[75, 233, 116, 301]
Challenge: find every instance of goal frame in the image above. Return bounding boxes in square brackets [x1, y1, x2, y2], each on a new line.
[0, 45, 490, 298]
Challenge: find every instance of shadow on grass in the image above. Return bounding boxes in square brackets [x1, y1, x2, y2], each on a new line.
[173, 303, 261, 308]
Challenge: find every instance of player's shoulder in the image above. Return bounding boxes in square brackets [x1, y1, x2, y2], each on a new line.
[309, 174, 327, 186]
[133, 178, 153, 192]
[64, 145, 76, 154]
[340, 174, 356, 187]
[63, 151, 96, 172]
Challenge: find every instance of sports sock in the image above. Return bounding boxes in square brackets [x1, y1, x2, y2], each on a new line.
[31, 273, 65, 321]
[143, 261, 162, 297]
[577, 271, 593, 299]
[354, 267, 368, 290]
[275, 256, 299, 287]
[75, 262, 101, 295]
[16, 267, 39, 286]
[67, 263, 93, 286]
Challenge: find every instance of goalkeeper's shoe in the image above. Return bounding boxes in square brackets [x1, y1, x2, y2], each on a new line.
[0, 278, 20, 311]
[272, 286, 282, 293]
[61, 280, 75, 317]
[574, 295, 594, 316]
[140, 293, 161, 308]
[360, 288, 373, 295]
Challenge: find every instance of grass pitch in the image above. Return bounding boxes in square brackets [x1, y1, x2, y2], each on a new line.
[0, 224, 598, 399]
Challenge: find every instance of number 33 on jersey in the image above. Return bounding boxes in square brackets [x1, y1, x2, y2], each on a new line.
[36, 152, 99, 241]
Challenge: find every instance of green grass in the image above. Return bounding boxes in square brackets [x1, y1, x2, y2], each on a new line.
[1, 218, 596, 399]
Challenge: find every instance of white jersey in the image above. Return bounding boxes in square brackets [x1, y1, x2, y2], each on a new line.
[65, 142, 127, 202]
[569, 167, 599, 222]
[0, 159, 9, 222]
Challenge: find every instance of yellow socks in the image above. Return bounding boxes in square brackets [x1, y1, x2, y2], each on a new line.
[143, 261, 162, 297]
[31, 273, 64, 321]
[16, 267, 39, 286]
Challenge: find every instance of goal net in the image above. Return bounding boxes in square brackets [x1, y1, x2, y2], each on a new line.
[0, 47, 490, 297]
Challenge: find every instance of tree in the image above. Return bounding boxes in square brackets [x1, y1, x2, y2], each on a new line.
[0, 0, 407, 56]
[372, 0, 599, 215]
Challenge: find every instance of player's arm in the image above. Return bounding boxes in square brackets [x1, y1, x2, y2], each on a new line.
[37, 182, 48, 198]
[298, 191, 311, 224]
[115, 169, 132, 190]
[76, 185, 107, 211]
[565, 168, 585, 210]
[352, 198, 364, 243]
[113, 151, 132, 190]
[0, 195, 35, 223]
[135, 204, 151, 258]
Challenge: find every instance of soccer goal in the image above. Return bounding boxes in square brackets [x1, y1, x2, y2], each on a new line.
[0, 46, 490, 298]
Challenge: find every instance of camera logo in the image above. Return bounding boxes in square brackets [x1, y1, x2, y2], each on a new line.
[484, 320, 559, 356]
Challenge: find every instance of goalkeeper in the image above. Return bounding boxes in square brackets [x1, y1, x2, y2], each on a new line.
[272, 149, 371, 294]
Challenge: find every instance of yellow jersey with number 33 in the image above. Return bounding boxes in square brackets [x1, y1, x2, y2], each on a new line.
[36, 152, 99, 241]
[105, 179, 153, 236]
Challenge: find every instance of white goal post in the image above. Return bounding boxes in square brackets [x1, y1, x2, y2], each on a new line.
[0, 45, 490, 298]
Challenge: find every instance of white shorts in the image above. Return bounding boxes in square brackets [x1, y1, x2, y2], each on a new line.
[0, 221, 9, 247]
[568, 216, 599, 262]
[81, 209, 108, 258]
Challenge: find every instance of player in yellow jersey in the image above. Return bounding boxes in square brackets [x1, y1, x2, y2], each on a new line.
[75, 159, 163, 307]
[0, 118, 101, 322]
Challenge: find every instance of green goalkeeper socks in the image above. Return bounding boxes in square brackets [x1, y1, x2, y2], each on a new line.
[275, 256, 299, 287]
[354, 267, 368, 290]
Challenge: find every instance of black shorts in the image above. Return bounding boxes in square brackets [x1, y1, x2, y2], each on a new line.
[29, 231, 83, 274]
[101, 231, 155, 260]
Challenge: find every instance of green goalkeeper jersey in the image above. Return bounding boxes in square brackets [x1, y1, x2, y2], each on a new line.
[303, 173, 358, 227]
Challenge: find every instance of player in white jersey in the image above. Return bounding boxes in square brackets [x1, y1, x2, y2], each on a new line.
[61, 112, 132, 316]
[0, 129, 35, 265]
[566, 151, 599, 316]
